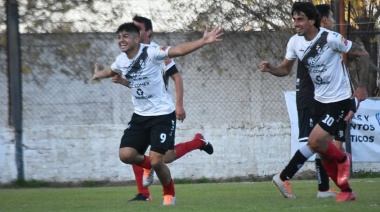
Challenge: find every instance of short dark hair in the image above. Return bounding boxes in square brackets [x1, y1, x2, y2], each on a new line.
[133, 15, 153, 31]
[116, 22, 140, 35]
[316, 4, 331, 19]
[291, 2, 320, 28]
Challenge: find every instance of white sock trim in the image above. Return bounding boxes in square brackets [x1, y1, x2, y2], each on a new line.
[299, 144, 314, 159]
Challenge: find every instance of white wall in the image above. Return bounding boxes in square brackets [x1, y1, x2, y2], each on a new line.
[2, 121, 380, 184]
[1, 122, 293, 183]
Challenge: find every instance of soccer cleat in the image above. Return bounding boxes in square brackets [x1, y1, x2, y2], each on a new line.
[272, 173, 296, 199]
[143, 168, 154, 187]
[336, 191, 356, 202]
[128, 193, 152, 202]
[163, 195, 176, 205]
[317, 189, 339, 198]
[337, 153, 352, 186]
[195, 133, 214, 155]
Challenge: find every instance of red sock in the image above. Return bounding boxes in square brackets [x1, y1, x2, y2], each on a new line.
[132, 164, 150, 196]
[163, 179, 175, 196]
[322, 141, 345, 161]
[322, 160, 350, 191]
[136, 155, 152, 169]
[174, 139, 203, 160]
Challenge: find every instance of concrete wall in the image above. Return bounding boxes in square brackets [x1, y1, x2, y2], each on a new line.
[1, 32, 379, 184]
[1, 122, 292, 183]
[3, 121, 379, 184]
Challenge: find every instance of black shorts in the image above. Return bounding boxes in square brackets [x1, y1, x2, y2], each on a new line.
[297, 108, 313, 142]
[311, 99, 351, 136]
[334, 121, 346, 142]
[120, 112, 176, 155]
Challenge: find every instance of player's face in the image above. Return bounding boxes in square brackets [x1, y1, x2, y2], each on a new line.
[133, 21, 149, 44]
[324, 11, 335, 30]
[117, 31, 139, 52]
[292, 12, 315, 36]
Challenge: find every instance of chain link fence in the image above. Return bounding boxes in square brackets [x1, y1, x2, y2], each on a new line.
[0, 31, 293, 127]
[1, 30, 379, 128]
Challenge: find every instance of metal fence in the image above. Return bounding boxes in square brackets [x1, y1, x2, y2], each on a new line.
[1, 30, 379, 128]
[1, 31, 293, 127]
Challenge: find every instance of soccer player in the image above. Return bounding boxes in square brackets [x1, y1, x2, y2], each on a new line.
[260, 2, 368, 202]
[271, 4, 357, 200]
[112, 15, 214, 202]
[93, 22, 223, 205]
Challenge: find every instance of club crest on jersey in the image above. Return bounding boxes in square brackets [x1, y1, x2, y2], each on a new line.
[307, 57, 317, 66]
[340, 36, 348, 46]
[139, 59, 146, 69]
[316, 44, 322, 54]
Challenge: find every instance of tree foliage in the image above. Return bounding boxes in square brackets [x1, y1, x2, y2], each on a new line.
[167, 0, 295, 31]
[2, 0, 127, 33]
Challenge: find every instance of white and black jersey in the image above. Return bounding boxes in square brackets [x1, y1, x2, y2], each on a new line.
[111, 44, 175, 116]
[150, 41, 178, 90]
[296, 62, 314, 110]
[286, 28, 353, 103]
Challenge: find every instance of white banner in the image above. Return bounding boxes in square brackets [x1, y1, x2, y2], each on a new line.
[284, 91, 380, 162]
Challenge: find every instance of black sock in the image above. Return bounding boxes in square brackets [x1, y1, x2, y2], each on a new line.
[315, 159, 329, 191]
[280, 150, 307, 181]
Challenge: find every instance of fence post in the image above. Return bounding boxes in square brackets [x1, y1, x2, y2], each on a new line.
[6, 0, 24, 181]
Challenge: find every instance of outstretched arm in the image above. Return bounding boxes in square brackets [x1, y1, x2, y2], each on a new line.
[259, 58, 295, 77]
[167, 26, 223, 58]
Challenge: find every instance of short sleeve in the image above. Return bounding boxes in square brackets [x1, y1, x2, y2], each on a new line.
[147, 45, 171, 62]
[327, 32, 352, 53]
[285, 36, 298, 61]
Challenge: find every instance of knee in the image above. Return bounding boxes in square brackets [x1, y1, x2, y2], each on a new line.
[164, 151, 176, 164]
[119, 154, 132, 164]
[308, 139, 318, 150]
[119, 148, 136, 164]
[150, 156, 165, 170]
[308, 138, 323, 152]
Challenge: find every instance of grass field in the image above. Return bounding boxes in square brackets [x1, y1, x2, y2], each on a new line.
[1, 178, 380, 211]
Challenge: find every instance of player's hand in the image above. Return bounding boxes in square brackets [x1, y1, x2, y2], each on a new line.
[344, 110, 355, 122]
[92, 63, 101, 81]
[203, 26, 223, 44]
[176, 106, 186, 122]
[112, 74, 121, 84]
[351, 86, 367, 109]
[259, 61, 271, 72]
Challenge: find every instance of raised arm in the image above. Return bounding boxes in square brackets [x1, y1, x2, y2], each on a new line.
[259, 58, 295, 77]
[167, 26, 223, 58]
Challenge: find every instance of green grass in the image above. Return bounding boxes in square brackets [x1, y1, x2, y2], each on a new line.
[1, 179, 380, 211]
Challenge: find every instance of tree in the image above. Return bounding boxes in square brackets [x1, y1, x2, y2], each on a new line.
[1, 0, 127, 33]
[167, 0, 295, 31]
[345, 0, 380, 96]
[313, 0, 380, 96]
[167, 0, 380, 96]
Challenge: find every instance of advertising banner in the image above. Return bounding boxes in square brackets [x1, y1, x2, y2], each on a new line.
[284, 91, 380, 162]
